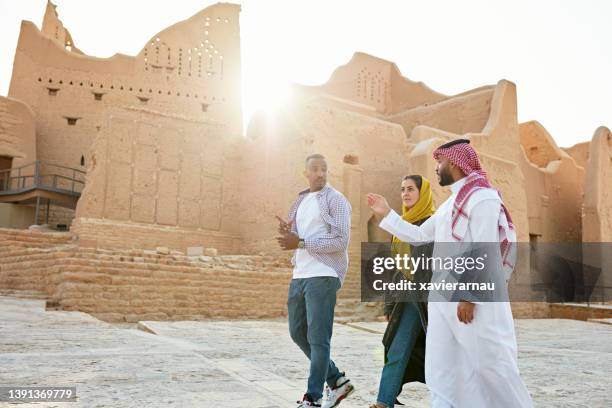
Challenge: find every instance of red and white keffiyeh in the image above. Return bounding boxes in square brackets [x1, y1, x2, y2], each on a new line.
[433, 140, 517, 273]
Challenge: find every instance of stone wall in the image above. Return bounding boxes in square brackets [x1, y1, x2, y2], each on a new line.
[72, 218, 242, 254]
[0, 228, 293, 322]
[55, 249, 292, 322]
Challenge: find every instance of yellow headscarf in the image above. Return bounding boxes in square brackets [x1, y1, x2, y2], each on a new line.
[391, 176, 436, 278]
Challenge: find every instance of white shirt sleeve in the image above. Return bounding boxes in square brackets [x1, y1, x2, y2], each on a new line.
[378, 209, 436, 245]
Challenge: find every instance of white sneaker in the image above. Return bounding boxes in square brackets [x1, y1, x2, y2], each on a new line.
[322, 376, 355, 408]
[297, 393, 322, 407]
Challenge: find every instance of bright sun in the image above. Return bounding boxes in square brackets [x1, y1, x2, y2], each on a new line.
[242, 70, 294, 133]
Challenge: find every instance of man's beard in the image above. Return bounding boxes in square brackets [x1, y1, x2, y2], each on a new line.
[438, 169, 454, 186]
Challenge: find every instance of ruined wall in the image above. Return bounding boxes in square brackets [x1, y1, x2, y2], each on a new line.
[518, 121, 584, 242]
[0, 228, 292, 322]
[518, 154, 584, 242]
[583, 127, 612, 243]
[562, 141, 590, 169]
[387, 87, 494, 138]
[8, 2, 242, 172]
[519, 121, 562, 168]
[40, 0, 84, 55]
[72, 108, 242, 253]
[293, 52, 447, 116]
[582, 127, 612, 302]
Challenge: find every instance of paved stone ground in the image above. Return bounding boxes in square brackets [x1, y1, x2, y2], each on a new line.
[0, 296, 610, 408]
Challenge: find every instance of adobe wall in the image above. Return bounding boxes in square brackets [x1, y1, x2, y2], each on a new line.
[71, 108, 243, 253]
[582, 127, 612, 301]
[562, 141, 590, 169]
[517, 121, 584, 242]
[583, 127, 612, 242]
[293, 52, 447, 116]
[519, 121, 562, 168]
[0, 96, 36, 168]
[8, 2, 242, 171]
[386, 87, 495, 138]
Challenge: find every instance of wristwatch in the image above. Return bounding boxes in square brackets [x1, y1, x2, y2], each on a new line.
[298, 238, 305, 249]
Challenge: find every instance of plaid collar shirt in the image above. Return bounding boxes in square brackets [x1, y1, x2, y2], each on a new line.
[287, 184, 352, 285]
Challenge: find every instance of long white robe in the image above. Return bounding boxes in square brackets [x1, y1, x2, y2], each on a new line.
[379, 177, 533, 408]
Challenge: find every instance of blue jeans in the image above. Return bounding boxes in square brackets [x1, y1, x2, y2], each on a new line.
[377, 302, 422, 407]
[288, 276, 343, 401]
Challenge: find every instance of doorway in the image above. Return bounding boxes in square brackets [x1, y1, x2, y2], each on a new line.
[0, 156, 13, 191]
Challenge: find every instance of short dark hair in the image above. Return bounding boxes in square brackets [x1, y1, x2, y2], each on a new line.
[403, 174, 423, 190]
[305, 153, 326, 167]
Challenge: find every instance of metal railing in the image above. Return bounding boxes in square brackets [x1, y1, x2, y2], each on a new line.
[0, 161, 85, 196]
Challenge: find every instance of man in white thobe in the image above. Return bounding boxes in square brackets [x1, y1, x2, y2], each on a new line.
[367, 139, 532, 408]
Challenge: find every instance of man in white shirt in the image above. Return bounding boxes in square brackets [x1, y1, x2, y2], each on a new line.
[277, 154, 355, 408]
[367, 140, 532, 408]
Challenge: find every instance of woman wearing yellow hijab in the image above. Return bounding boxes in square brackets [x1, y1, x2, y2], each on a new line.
[371, 175, 435, 408]
[390, 175, 435, 267]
